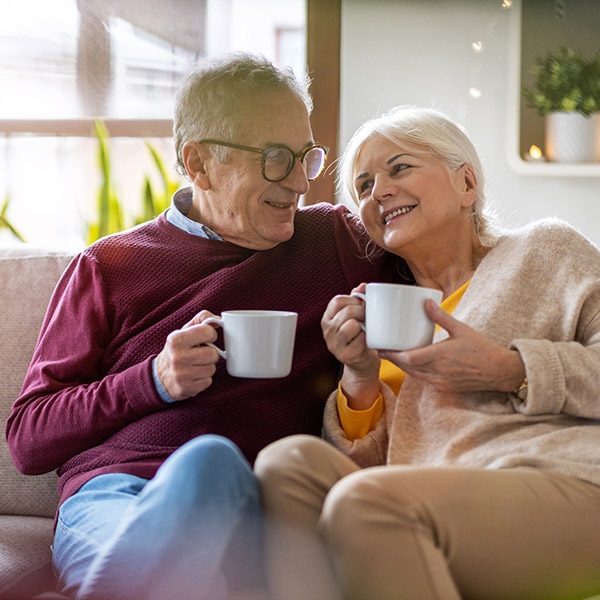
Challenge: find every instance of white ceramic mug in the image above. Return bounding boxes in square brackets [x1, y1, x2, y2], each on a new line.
[203, 310, 298, 378]
[352, 283, 443, 351]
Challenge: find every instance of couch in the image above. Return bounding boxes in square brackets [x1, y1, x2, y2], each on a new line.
[0, 245, 74, 599]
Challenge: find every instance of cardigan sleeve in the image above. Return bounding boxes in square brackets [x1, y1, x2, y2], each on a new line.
[506, 223, 600, 421]
[510, 311, 600, 420]
[322, 382, 395, 468]
[6, 253, 166, 476]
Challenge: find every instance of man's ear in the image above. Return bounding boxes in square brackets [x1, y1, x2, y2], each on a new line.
[458, 163, 478, 208]
[182, 141, 211, 190]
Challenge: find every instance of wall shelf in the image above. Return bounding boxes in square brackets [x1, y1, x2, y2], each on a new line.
[508, 156, 600, 178]
[506, 0, 600, 177]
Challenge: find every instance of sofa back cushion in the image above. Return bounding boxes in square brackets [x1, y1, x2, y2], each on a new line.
[0, 246, 75, 518]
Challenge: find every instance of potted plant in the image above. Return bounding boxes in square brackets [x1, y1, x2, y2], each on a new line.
[522, 46, 600, 163]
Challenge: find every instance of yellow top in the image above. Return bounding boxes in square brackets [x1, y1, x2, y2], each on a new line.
[337, 281, 470, 440]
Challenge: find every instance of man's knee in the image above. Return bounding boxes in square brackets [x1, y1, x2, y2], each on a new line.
[155, 434, 258, 506]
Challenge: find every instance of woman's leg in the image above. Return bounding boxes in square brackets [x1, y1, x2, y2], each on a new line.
[255, 435, 361, 600]
[322, 466, 600, 600]
[55, 434, 262, 600]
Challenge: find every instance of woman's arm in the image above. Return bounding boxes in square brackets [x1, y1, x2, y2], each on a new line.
[383, 297, 600, 421]
[381, 300, 526, 394]
[321, 285, 382, 410]
[510, 308, 600, 420]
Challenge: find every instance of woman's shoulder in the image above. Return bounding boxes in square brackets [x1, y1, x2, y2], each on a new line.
[498, 217, 599, 255]
[483, 218, 600, 283]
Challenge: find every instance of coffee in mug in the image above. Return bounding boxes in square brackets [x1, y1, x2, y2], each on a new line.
[352, 283, 443, 351]
[203, 310, 297, 378]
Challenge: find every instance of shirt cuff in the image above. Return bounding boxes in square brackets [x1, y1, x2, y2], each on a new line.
[152, 357, 176, 403]
[336, 383, 384, 441]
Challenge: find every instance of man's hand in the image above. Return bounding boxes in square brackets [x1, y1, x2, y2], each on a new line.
[155, 310, 221, 401]
[380, 300, 525, 393]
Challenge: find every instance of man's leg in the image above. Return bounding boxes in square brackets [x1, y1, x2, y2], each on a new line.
[53, 472, 147, 597]
[55, 435, 262, 600]
[321, 466, 600, 600]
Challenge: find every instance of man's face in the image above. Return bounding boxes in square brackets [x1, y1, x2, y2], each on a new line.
[194, 91, 314, 251]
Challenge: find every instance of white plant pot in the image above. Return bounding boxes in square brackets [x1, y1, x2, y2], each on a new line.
[545, 112, 600, 163]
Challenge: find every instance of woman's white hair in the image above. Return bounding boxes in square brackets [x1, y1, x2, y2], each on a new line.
[338, 105, 498, 246]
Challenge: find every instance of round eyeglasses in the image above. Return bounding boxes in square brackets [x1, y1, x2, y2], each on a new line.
[198, 139, 329, 182]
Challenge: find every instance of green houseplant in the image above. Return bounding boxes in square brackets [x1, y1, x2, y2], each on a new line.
[522, 46, 600, 163]
[523, 46, 600, 116]
[87, 121, 180, 245]
[0, 195, 26, 243]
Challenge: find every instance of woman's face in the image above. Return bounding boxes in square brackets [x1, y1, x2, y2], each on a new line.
[354, 134, 476, 257]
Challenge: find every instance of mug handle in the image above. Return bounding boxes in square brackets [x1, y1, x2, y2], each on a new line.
[202, 315, 227, 359]
[350, 292, 367, 333]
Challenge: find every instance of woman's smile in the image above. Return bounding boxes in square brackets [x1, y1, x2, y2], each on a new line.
[383, 204, 417, 225]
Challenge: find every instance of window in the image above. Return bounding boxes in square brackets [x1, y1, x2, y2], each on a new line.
[0, 0, 309, 247]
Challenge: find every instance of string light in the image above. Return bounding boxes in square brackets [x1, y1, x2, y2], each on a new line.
[554, 0, 567, 20]
[464, 0, 513, 109]
[524, 144, 545, 162]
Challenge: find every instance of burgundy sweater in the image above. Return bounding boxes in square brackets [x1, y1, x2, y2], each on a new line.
[7, 203, 406, 508]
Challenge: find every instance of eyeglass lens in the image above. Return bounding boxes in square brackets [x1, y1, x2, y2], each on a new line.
[263, 146, 326, 182]
[303, 147, 327, 180]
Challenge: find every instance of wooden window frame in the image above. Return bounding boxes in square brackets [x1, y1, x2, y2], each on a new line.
[304, 0, 341, 205]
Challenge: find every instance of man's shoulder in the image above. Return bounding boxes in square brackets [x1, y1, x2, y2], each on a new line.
[295, 202, 364, 236]
[84, 217, 163, 257]
[297, 201, 353, 219]
[80, 217, 170, 277]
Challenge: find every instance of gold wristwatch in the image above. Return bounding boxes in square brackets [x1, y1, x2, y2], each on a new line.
[514, 377, 528, 401]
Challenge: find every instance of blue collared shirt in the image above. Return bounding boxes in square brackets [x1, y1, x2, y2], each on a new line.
[166, 187, 224, 241]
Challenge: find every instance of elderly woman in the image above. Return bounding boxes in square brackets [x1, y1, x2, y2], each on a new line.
[254, 106, 600, 600]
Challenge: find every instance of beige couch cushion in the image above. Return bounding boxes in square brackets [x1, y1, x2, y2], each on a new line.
[0, 246, 74, 518]
[0, 247, 74, 599]
[0, 515, 56, 599]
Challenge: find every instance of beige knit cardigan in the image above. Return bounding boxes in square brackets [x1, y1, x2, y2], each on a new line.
[323, 218, 600, 487]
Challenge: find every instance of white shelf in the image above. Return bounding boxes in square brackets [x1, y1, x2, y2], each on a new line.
[507, 155, 600, 177]
[505, 0, 600, 178]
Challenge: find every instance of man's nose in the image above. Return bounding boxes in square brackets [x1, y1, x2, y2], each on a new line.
[280, 159, 310, 195]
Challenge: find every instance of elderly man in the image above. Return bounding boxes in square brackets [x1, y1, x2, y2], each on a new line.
[6, 53, 406, 600]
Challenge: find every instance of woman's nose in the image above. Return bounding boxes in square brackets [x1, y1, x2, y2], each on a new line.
[371, 174, 394, 203]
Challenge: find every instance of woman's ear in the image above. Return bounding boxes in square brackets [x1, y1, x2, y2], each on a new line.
[182, 141, 211, 190]
[458, 164, 478, 208]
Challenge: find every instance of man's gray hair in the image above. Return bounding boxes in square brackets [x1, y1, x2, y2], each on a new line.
[338, 105, 498, 246]
[173, 52, 313, 177]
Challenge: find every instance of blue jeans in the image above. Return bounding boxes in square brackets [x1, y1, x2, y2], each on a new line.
[53, 435, 264, 600]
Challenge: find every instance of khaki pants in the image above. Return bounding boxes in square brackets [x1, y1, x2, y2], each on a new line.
[255, 435, 600, 600]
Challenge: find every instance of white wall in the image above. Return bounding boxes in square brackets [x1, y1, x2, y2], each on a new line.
[340, 0, 600, 245]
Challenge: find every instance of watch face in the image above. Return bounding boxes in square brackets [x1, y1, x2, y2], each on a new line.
[516, 378, 528, 401]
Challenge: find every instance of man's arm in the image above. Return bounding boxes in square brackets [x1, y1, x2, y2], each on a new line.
[6, 254, 165, 475]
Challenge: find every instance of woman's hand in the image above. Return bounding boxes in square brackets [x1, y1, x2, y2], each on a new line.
[321, 284, 381, 409]
[380, 300, 526, 393]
